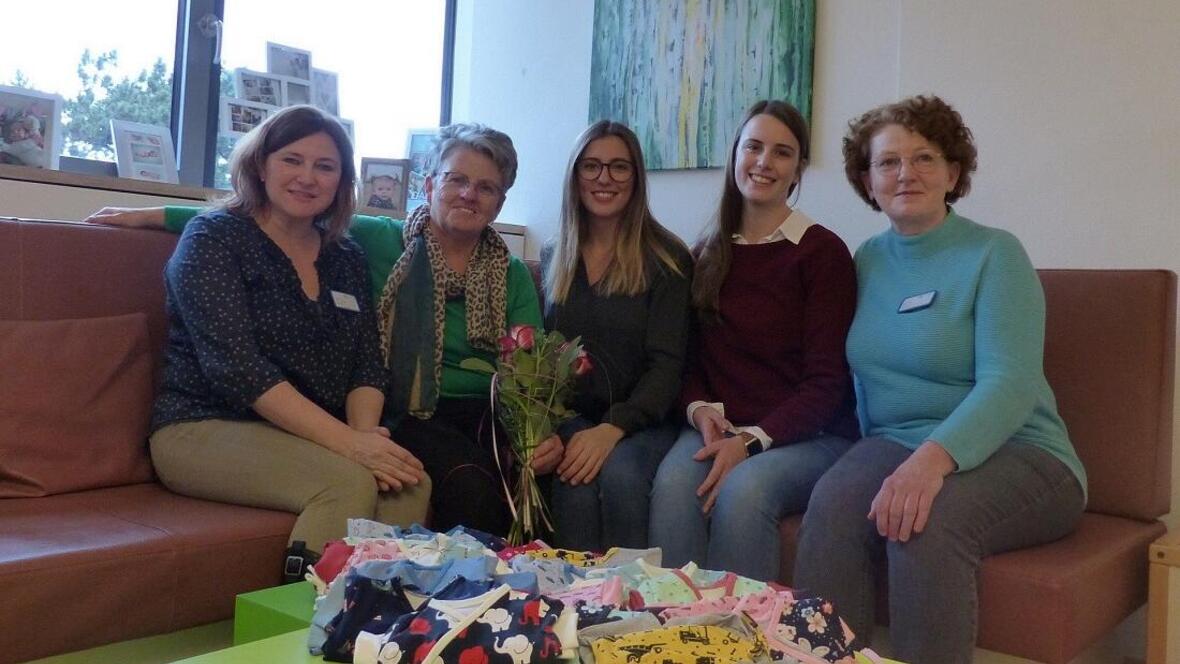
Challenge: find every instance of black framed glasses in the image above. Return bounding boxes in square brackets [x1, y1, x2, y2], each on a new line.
[576, 158, 635, 182]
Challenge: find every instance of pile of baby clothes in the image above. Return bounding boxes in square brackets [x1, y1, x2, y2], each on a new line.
[305, 522, 883, 664]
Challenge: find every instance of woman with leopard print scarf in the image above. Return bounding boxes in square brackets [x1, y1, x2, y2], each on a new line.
[370, 123, 559, 536]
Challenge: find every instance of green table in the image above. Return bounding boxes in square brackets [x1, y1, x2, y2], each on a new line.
[172, 629, 318, 663]
[232, 582, 316, 645]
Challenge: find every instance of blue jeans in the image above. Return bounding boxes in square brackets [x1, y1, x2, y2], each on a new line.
[649, 427, 852, 581]
[548, 417, 678, 551]
[792, 437, 1084, 664]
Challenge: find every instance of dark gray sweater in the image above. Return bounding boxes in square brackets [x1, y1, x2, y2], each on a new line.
[541, 244, 693, 434]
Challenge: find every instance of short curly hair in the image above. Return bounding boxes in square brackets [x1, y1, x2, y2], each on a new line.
[842, 95, 977, 211]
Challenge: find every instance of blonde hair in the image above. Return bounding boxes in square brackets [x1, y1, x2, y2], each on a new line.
[545, 121, 688, 304]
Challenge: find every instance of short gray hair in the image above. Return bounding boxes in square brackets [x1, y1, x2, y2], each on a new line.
[427, 122, 518, 192]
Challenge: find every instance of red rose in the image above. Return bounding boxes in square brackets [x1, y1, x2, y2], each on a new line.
[498, 335, 518, 357]
[509, 324, 535, 351]
[572, 351, 593, 376]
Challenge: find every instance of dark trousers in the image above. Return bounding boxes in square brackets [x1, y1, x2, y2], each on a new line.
[387, 397, 511, 536]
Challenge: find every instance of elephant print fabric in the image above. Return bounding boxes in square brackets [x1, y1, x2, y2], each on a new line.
[353, 583, 567, 664]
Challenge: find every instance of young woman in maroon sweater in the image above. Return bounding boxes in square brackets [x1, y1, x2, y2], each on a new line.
[649, 100, 859, 581]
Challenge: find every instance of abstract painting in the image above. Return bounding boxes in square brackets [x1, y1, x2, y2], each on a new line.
[589, 0, 815, 170]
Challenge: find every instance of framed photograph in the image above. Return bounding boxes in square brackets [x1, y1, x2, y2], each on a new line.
[0, 85, 63, 169]
[282, 78, 312, 106]
[358, 158, 410, 218]
[219, 96, 279, 138]
[234, 68, 282, 106]
[311, 68, 339, 116]
[266, 42, 312, 80]
[109, 120, 178, 184]
[405, 128, 438, 211]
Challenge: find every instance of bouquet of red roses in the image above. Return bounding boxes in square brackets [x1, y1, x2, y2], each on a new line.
[462, 324, 592, 544]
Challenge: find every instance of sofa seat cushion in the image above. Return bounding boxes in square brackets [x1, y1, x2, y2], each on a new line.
[0, 313, 155, 497]
[0, 484, 296, 663]
[779, 512, 1164, 663]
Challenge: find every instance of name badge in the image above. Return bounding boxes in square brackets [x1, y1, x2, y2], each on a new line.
[331, 290, 360, 312]
[898, 290, 937, 313]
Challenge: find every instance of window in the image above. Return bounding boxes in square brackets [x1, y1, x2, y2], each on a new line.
[0, 1, 179, 164]
[0, 0, 453, 189]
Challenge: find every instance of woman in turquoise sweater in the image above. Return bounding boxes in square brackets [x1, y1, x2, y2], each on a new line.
[86, 123, 553, 538]
[792, 96, 1086, 664]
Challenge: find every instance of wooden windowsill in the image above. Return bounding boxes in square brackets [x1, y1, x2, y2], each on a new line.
[0, 163, 219, 201]
[0, 164, 526, 235]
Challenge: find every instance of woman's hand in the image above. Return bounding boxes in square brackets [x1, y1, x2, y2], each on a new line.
[693, 432, 751, 514]
[868, 440, 956, 542]
[691, 405, 733, 445]
[530, 435, 563, 476]
[83, 206, 166, 228]
[557, 423, 625, 486]
[342, 427, 426, 492]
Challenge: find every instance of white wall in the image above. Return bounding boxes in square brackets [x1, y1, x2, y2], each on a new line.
[451, 1, 1180, 661]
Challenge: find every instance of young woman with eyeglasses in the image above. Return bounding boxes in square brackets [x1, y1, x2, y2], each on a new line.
[648, 100, 859, 581]
[541, 120, 693, 551]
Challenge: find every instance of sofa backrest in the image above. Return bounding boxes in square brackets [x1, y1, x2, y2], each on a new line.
[1039, 269, 1176, 521]
[0, 218, 178, 363]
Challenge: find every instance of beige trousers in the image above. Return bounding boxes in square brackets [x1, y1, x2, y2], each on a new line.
[150, 419, 431, 552]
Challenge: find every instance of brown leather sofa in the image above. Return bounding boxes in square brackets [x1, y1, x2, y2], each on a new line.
[2, 217, 1174, 663]
[0, 218, 296, 664]
[777, 269, 1176, 663]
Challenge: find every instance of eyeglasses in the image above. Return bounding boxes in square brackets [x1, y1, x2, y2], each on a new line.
[437, 171, 503, 200]
[869, 151, 945, 176]
[576, 158, 635, 182]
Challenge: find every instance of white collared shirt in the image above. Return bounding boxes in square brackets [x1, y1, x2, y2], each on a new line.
[731, 209, 815, 246]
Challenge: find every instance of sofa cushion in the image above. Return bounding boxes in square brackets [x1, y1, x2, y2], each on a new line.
[0, 483, 296, 663]
[0, 313, 155, 497]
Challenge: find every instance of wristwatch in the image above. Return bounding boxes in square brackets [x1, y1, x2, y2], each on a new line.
[743, 434, 764, 457]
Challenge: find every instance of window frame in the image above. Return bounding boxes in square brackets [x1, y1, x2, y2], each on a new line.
[168, 0, 457, 188]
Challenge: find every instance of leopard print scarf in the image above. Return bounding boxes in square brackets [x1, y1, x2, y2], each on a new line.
[376, 204, 510, 419]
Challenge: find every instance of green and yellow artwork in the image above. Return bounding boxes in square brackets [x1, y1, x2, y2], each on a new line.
[589, 0, 815, 170]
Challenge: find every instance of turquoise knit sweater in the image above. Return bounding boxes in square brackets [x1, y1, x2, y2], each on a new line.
[846, 211, 1086, 496]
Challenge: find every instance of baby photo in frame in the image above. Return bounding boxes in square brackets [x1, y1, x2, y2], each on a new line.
[234, 69, 282, 107]
[311, 68, 339, 116]
[0, 85, 63, 169]
[109, 119, 178, 184]
[219, 97, 279, 138]
[358, 158, 410, 218]
[266, 42, 312, 80]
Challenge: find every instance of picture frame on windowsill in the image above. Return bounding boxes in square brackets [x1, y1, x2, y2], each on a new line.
[357, 157, 410, 219]
[233, 68, 283, 107]
[219, 97, 280, 138]
[266, 42, 312, 81]
[109, 119, 178, 184]
[0, 85, 64, 170]
[311, 68, 339, 116]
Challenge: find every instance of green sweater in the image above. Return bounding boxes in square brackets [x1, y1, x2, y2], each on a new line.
[845, 211, 1086, 496]
[164, 207, 542, 398]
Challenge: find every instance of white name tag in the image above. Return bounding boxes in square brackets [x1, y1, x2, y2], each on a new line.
[898, 290, 937, 313]
[331, 290, 360, 312]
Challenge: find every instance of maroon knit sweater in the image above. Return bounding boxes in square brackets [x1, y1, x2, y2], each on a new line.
[681, 224, 860, 445]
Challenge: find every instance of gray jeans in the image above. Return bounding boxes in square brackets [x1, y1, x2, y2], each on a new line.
[792, 437, 1084, 664]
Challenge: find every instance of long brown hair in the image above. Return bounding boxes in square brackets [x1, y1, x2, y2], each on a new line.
[691, 100, 811, 317]
[545, 120, 687, 304]
[223, 105, 356, 242]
